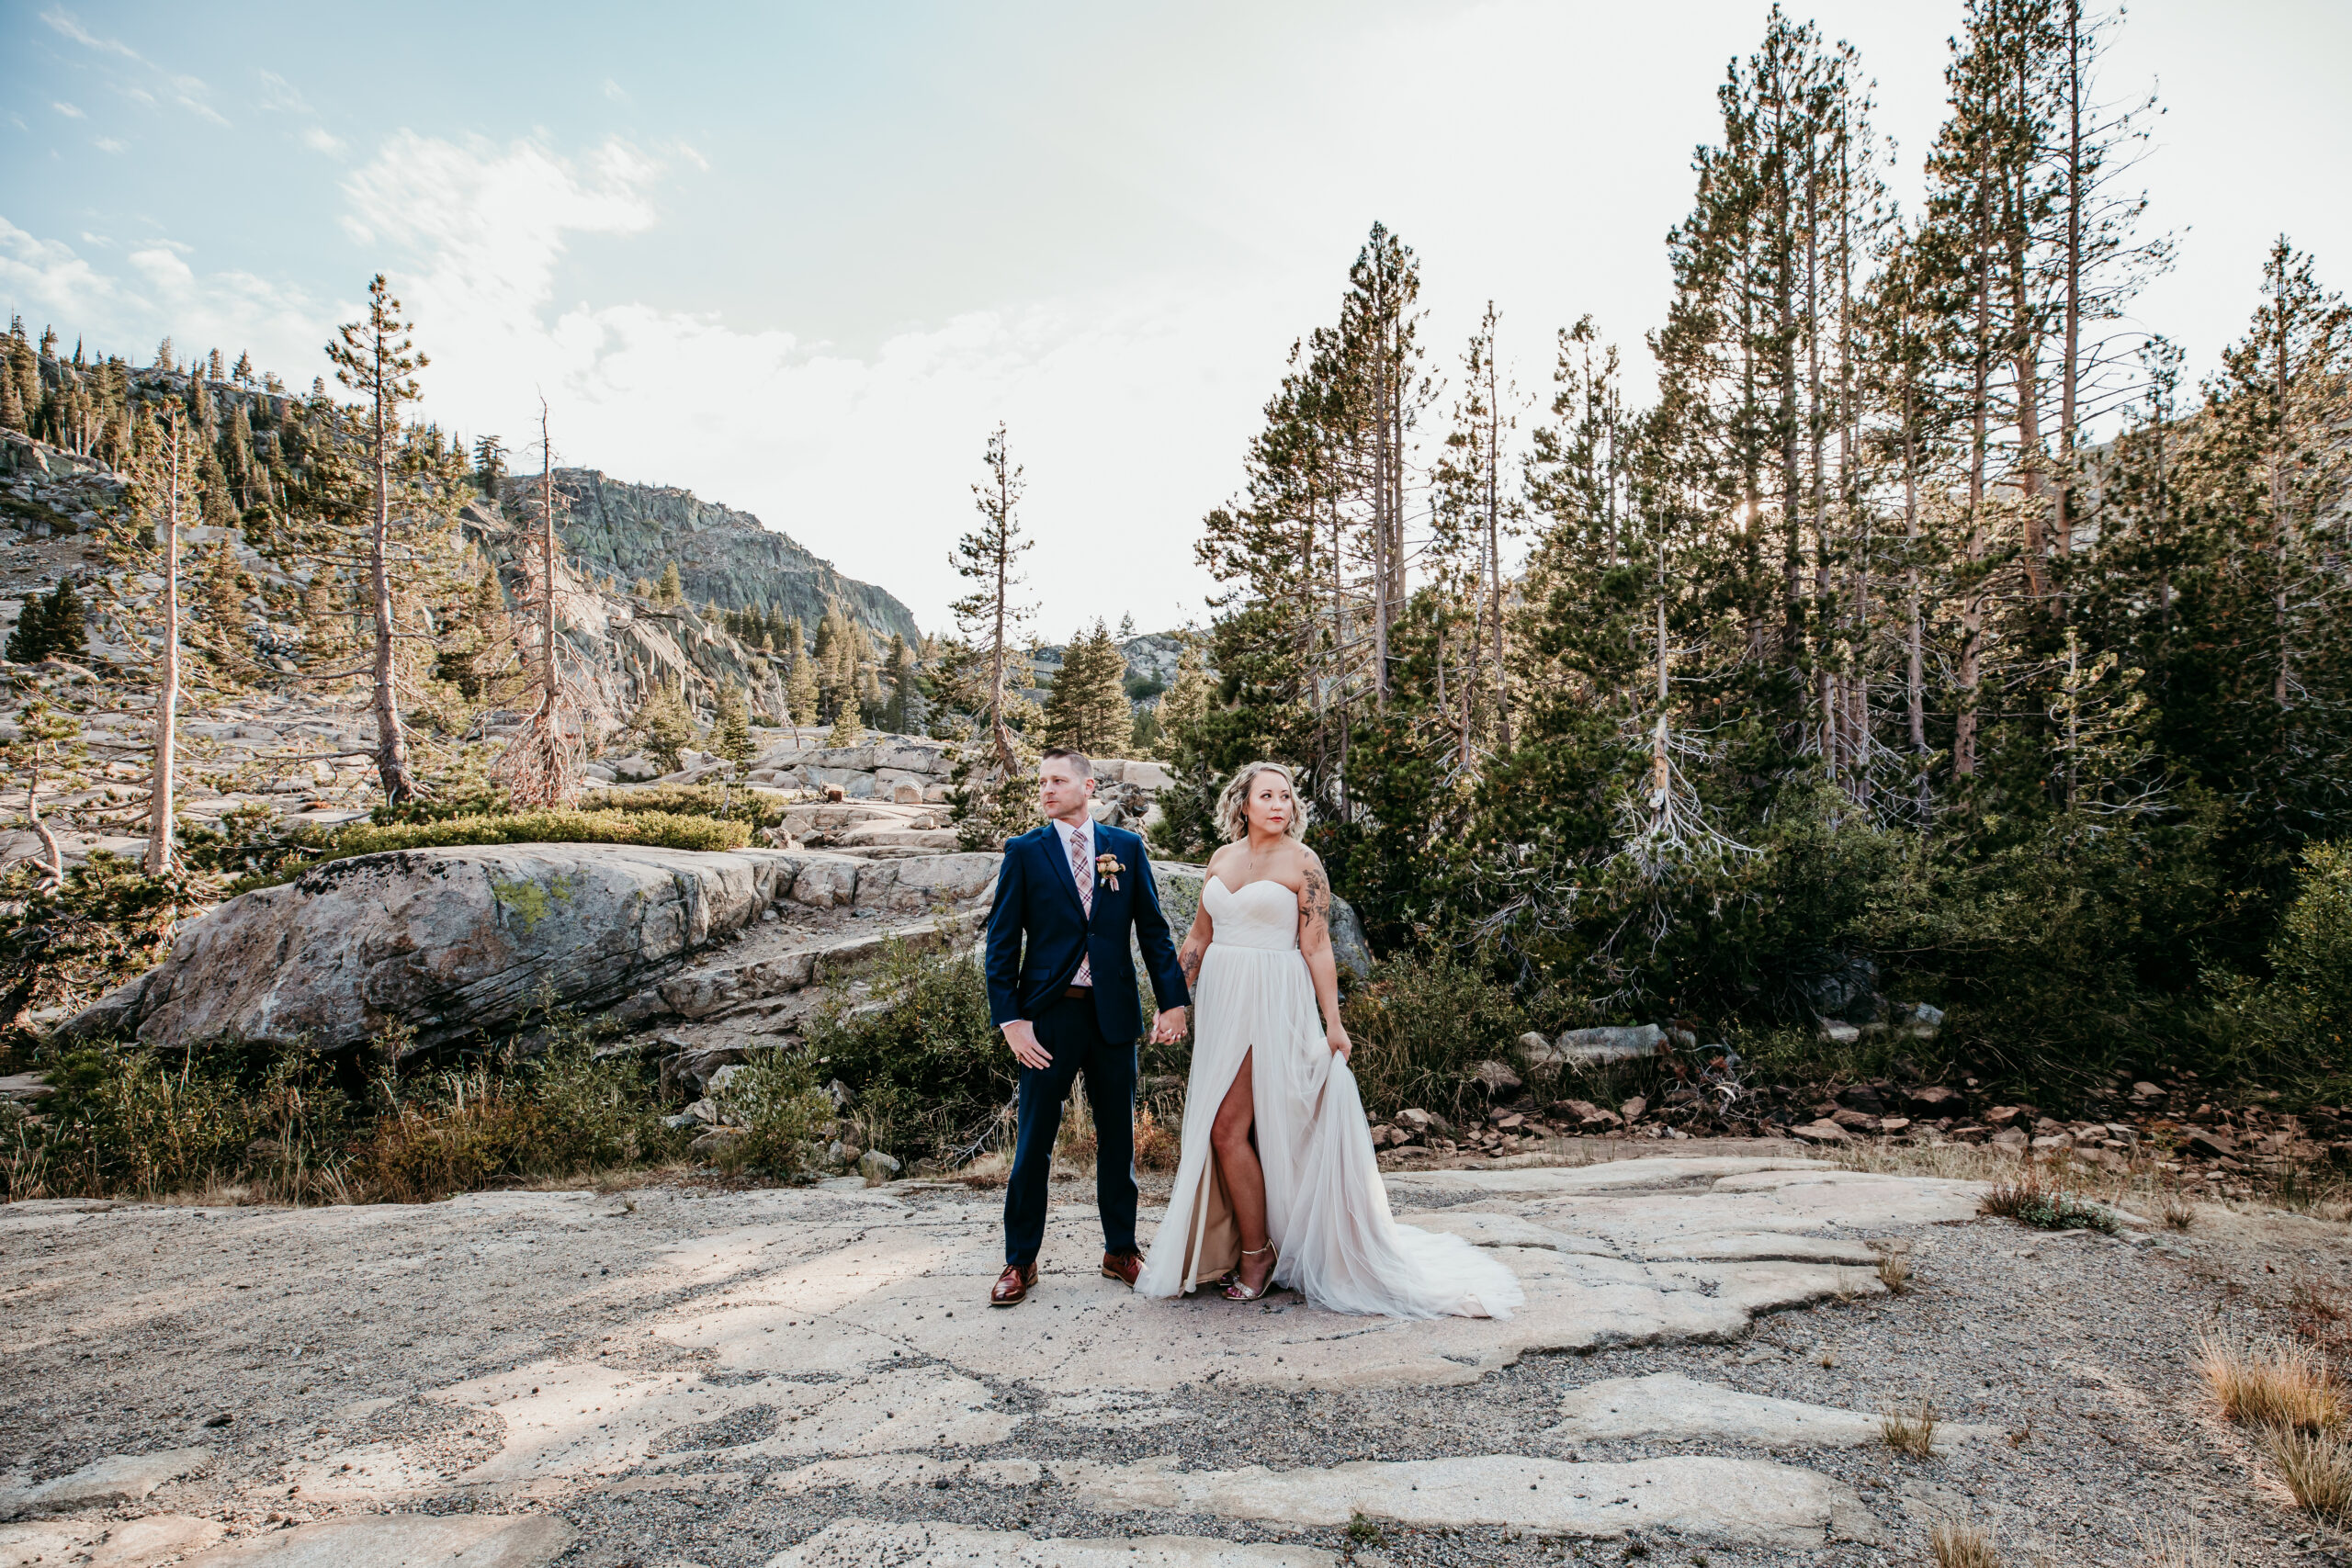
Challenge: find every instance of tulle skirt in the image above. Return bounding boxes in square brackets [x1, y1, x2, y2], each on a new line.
[1136, 941, 1524, 1320]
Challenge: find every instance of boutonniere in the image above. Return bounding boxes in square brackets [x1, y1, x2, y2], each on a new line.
[1095, 852, 1125, 891]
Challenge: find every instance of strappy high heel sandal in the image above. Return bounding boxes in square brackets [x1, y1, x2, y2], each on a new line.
[1222, 1243, 1277, 1302]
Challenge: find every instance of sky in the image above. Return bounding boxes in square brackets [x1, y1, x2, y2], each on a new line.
[4, 1, 2346, 637]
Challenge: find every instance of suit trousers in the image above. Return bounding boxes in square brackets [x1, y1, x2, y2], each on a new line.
[1002, 992, 1138, 1267]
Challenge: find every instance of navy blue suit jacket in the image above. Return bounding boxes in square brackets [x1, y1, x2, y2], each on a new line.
[984, 820, 1189, 1044]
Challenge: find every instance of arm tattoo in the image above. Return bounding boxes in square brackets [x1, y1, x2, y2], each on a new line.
[1181, 946, 1204, 987]
[1298, 863, 1331, 940]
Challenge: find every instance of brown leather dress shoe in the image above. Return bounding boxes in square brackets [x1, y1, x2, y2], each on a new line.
[1101, 1249, 1143, 1288]
[990, 1261, 1037, 1306]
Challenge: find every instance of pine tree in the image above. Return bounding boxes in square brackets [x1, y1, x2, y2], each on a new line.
[474, 434, 507, 498]
[786, 639, 820, 728]
[93, 404, 204, 873]
[657, 560, 684, 606]
[630, 681, 698, 773]
[1043, 619, 1130, 756]
[827, 705, 866, 749]
[323, 275, 432, 803]
[882, 633, 924, 733]
[496, 400, 584, 808]
[947, 423, 1035, 772]
[5, 578, 87, 663]
[187, 536, 255, 677]
[1157, 637, 1211, 753]
[715, 682, 755, 766]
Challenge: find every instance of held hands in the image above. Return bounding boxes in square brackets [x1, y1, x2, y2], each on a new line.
[1001, 1020, 1052, 1071]
[1327, 1021, 1353, 1062]
[1150, 1006, 1189, 1045]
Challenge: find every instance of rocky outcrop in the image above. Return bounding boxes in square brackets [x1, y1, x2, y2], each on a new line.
[516, 468, 917, 644]
[61, 844, 797, 1054]
[623, 735, 1177, 830]
[55, 840, 1022, 1056]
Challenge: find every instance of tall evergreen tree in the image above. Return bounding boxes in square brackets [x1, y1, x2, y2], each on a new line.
[324, 276, 432, 802]
[946, 423, 1035, 773]
[1043, 620, 1130, 757]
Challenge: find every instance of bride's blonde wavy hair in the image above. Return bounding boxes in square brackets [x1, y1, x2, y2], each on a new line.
[1216, 761, 1306, 844]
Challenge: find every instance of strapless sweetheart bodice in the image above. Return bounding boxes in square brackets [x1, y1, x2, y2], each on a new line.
[1203, 874, 1298, 952]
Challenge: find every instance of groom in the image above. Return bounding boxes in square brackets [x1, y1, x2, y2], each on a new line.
[983, 748, 1189, 1306]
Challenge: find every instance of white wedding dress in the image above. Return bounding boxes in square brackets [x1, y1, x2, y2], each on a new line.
[1136, 875, 1524, 1319]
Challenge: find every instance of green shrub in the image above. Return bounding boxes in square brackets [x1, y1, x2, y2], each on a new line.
[711, 1055, 836, 1179]
[6, 994, 684, 1203]
[803, 942, 1012, 1168]
[579, 784, 788, 829]
[368, 772, 512, 827]
[241, 809, 750, 890]
[4, 1039, 355, 1201]
[1980, 1172, 2122, 1234]
[2216, 842, 2352, 1100]
[354, 1047, 684, 1202]
[1, 852, 198, 1057]
[1341, 949, 1530, 1122]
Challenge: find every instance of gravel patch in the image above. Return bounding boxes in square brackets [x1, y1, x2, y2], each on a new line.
[5, 1159, 2347, 1567]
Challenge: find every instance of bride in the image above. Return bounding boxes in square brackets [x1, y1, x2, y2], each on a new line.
[1135, 761, 1524, 1318]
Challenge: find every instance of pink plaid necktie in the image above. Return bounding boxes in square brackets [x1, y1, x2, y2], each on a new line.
[1069, 827, 1093, 987]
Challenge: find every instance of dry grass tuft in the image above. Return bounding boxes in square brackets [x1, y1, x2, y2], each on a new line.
[1876, 1243, 1915, 1294]
[1979, 1170, 2122, 1233]
[1930, 1519, 2000, 1568]
[2162, 1190, 2198, 1230]
[954, 1150, 1011, 1190]
[1134, 1107, 1182, 1173]
[2137, 1517, 2233, 1568]
[2262, 1426, 2352, 1522]
[2198, 1334, 2346, 1433]
[1883, 1395, 1939, 1458]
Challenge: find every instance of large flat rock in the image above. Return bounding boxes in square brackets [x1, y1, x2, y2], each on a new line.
[0, 1446, 212, 1518]
[0, 1514, 223, 1566]
[181, 1514, 573, 1568]
[1056, 1452, 1881, 1547]
[1551, 1373, 1994, 1450]
[767, 1519, 1335, 1567]
[59, 844, 801, 1052]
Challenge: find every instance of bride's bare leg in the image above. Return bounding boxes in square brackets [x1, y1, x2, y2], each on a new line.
[1210, 1049, 1274, 1296]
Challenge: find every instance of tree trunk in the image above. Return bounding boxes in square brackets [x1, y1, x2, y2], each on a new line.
[369, 331, 417, 803]
[28, 756, 63, 888]
[1485, 355, 1510, 752]
[1904, 381, 1928, 818]
[2271, 263, 2292, 712]
[2057, 0, 2084, 565]
[147, 420, 182, 874]
[539, 403, 558, 715]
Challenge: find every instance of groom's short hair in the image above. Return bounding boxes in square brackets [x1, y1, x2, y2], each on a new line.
[1039, 747, 1094, 779]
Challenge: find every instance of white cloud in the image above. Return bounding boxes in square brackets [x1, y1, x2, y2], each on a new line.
[601, 79, 629, 104]
[42, 10, 230, 127]
[255, 70, 310, 113]
[93, 137, 126, 153]
[0, 216, 328, 379]
[40, 7, 141, 60]
[175, 93, 230, 127]
[301, 125, 346, 156]
[52, 101, 85, 118]
[330, 131, 1247, 630]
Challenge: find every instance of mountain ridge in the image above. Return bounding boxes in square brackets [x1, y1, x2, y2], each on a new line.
[505, 467, 920, 646]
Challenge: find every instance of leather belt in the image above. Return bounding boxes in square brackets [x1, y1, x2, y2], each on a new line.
[1063, 986, 1093, 999]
